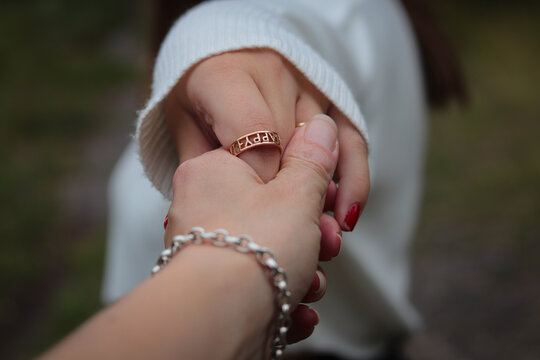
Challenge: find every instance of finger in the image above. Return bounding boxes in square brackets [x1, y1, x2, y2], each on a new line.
[163, 92, 214, 163]
[252, 49, 329, 128]
[323, 180, 337, 212]
[330, 106, 370, 232]
[301, 266, 327, 303]
[186, 60, 294, 183]
[319, 214, 342, 261]
[242, 53, 300, 182]
[275, 114, 339, 204]
[250, 50, 298, 130]
[296, 83, 330, 124]
[286, 304, 319, 344]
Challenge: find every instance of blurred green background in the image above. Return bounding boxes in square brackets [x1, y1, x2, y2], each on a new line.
[0, 1, 538, 359]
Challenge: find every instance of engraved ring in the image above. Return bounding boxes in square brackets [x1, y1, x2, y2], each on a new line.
[229, 130, 283, 156]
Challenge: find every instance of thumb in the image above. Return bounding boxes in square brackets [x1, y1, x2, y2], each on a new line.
[275, 114, 338, 199]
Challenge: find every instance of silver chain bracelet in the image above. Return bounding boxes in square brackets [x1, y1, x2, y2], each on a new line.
[151, 227, 291, 360]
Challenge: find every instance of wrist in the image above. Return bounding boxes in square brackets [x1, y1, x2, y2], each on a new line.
[156, 227, 295, 359]
[167, 245, 274, 359]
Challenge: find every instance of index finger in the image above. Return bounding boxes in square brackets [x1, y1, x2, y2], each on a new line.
[185, 56, 295, 183]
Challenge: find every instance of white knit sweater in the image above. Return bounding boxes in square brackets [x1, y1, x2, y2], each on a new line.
[137, 0, 370, 198]
[103, 0, 427, 358]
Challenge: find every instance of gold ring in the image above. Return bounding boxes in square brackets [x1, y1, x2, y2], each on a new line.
[229, 130, 282, 156]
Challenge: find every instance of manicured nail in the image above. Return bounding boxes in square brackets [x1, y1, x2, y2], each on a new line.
[315, 270, 326, 295]
[304, 114, 338, 153]
[310, 308, 320, 325]
[309, 272, 320, 294]
[335, 232, 342, 257]
[344, 203, 361, 231]
[163, 215, 168, 230]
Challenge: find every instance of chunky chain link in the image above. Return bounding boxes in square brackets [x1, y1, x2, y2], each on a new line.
[151, 227, 291, 360]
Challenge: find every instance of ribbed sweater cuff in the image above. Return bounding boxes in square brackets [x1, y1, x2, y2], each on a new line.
[136, 0, 368, 199]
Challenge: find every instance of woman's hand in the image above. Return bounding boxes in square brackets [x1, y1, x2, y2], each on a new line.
[165, 114, 338, 308]
[40, 115, 340, 360]
[164, 49, 370, 233]
[165, 114, 339, 356]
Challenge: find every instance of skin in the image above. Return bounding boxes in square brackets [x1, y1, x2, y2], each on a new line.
[163, 49, 370, 340]
[41, 114, 339, 360]
[163, 49, 370, 230]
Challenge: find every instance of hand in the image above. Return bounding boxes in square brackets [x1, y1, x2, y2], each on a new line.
[165, 114, 338, 308]
[165, 114, 339, 353]
[39, 116, 340, 360]
[164, 49, 370, 232]
[163, 49, 369, 344]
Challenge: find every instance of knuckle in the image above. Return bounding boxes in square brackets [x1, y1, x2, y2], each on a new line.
[172, 158, 198, 187]
[172, 151, 234, 193]
[242, 49, 288, 85]
[171, 165, 184, 189]
[260, 50, 286, 75]
[196, 53, 242, 80]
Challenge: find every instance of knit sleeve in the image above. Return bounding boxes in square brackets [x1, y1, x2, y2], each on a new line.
[136, 0, 368, 199]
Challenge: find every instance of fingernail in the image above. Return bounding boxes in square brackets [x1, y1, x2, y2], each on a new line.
[344, 203, 361, 231]
[335, 232, 342, 257]
[309, 272, 320, 294]
[315, 270, 326, 295]
[311, 308, 320, 325]
[163, 215, 168, 230]
[304, 114, 337, 153]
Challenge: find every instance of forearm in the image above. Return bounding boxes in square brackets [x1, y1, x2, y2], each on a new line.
[41, 246, 274, 360]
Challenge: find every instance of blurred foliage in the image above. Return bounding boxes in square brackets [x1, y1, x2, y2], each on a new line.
[0, 0, 139, 358]
[420, 0, 540, 250]
[413, 1, 540, 359]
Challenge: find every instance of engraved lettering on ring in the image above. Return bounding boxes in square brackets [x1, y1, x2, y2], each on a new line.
[229, 130, 282, 156]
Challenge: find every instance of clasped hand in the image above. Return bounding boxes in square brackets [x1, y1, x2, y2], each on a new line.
[163, 49, 370, 344]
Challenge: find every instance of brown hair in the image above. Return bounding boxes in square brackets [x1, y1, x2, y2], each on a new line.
[149, 0, 467, 109]
[399, 0, 468, 108]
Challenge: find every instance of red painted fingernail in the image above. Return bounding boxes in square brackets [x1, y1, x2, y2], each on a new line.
[344, 203, 361, 231]
[163, 215, 168, 230]
[309, 272, 320, 294]
[315, 270, 326, 295]
[311, 308, 320, 325]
